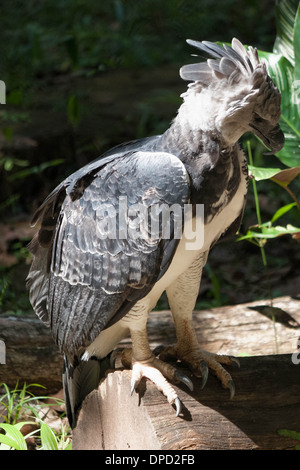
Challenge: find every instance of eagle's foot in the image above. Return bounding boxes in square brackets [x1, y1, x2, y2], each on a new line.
[155, 345, 239, 399]
[120, 348, 193, 416]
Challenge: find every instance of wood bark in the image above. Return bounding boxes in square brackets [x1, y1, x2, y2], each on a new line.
[1, 295, 300, 449]
[1, 295, 299, 393]
[72, 295, 300, 450]
[73, 354, 300, 450]
[0, 315, 63, 394]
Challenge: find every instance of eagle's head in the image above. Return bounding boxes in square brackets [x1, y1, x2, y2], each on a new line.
[180, 38, 284, 153]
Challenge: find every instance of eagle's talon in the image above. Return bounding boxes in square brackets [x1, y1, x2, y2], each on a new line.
[228, 379, 235, 399]
[152, 345, 237, 396]
[199, 360, 209, 389]
[130, 379, 137, 396]
[129, 358, 182, 414]
[173, 369, 194, 391]
[174, 397, 182, 417]
[230, 356, 240, 368]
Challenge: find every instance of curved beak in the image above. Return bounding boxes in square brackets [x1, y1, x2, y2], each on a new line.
[250, 122, 285, 155]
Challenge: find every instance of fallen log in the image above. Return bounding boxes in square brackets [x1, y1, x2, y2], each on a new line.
[72, 295, 300, 450]
[0, 315, 63, 394]
[73, 354, 300, 450]
[0, 294, 300, 443]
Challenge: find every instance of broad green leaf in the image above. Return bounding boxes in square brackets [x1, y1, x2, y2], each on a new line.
[238, 223, 300, 240]
[67, 94, 80, 128]
[259, 51, 300, 167]
[271, 202, 297, 222]
[248, 165, 282, 181]
[257, 1, 300, 167]
[273, 0, 299, 66]
[0, 433, 20, 449]
[249, 165, 300, 186]
[278, 428, 300, 440]
[40, 422, 58, 450]
[12, 421, 33, 431]
[293, 3, 300, 79]
[0, 423, 28, 450]
[9, 158, 64, 181]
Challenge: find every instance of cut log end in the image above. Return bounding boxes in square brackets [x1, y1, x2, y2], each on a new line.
[73, 355, 300, 450]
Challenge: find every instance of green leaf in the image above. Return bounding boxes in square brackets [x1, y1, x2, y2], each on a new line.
[273, 0, 299, 66]
[259, 51, 300, 167]
[239, 224, 300, 240]
[248, 165, 282, 181]
[40, 422, 58, 450]
[277, 428, 300, 440]
[67, 94, 80, 128]
[271, 202, 297, 222]
[0, 423, 28, 450]
[9, 158, 64, 180]
[257, 1, 300, 167]
[293, 3, 300, 79]
[249, 165, 300, 186]
[13, 421, 32, 431]
[0, 433, 19, 449]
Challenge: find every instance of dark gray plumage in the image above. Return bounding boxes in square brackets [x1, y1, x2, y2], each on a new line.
[27, 38, 284, 428]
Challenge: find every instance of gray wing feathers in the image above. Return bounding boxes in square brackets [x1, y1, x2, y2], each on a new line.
[27, 246, 51, 326]
[28, 150, 190, 354]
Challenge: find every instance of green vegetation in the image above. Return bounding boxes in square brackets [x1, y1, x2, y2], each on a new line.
[0, 421, 72, 450]
[277, 428, 300, 450]
[0, 382, 71, 450]
[237, 0, 300, 301]
[0, 0, 276, 83]
[0, 1, 299, 450]
[0, 0, 299, 310]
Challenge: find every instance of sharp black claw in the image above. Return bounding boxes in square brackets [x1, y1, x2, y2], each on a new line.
[228, 379, 235, 399]
[230, 356, 240, 368]
[200, 360, 209, 389]
[174, 370, 194, 391]
[174, 397, 182, 417]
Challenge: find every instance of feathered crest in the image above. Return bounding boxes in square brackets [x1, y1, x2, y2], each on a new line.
[180, 38, 262, 86]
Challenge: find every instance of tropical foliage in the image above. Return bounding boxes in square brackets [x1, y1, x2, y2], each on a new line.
[239, 0, 300, 251]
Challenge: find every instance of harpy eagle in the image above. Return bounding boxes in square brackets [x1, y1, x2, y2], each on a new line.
[27, 38, 284, 428]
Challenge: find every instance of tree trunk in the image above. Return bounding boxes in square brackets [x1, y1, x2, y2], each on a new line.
[0, 315, 63, 394]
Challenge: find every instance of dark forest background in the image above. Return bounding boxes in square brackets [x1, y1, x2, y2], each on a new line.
[0, 0, 299, 315]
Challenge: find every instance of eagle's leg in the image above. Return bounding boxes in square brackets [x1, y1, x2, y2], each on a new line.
[159, 252, 239, 398]
[120, 326, 193, 416]
[155, 318, 239, 399]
